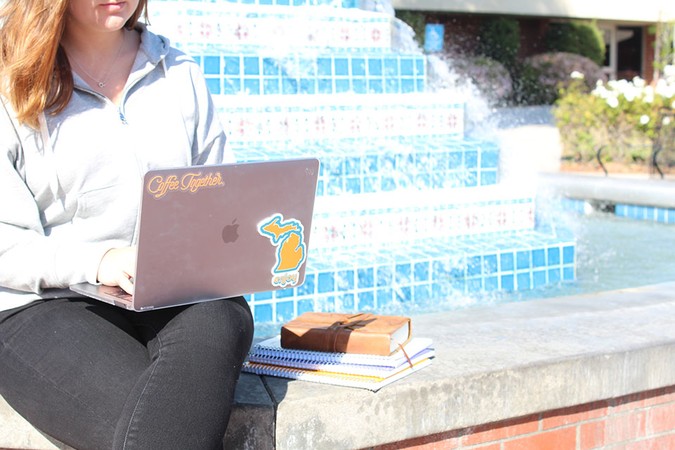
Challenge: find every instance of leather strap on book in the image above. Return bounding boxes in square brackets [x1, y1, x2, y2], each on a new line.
[396, 342, 414, 369]
[326, 313, 375, 352]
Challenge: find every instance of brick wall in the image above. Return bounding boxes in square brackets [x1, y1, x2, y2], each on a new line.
[374, 385, 675, 449]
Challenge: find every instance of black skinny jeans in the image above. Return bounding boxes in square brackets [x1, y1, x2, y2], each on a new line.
[0, 296, 253, 450]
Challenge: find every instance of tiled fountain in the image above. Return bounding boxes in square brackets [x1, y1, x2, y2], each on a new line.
[149, 0, 576, 327]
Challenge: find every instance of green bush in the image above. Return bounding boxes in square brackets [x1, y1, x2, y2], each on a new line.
[478, 17, 520, 69]
[554, 71, 675, 165]
[544, 21, 605, 66]
[515, 52, 606, 105]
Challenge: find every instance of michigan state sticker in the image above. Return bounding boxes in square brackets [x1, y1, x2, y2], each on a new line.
[258, 214, 307, 288]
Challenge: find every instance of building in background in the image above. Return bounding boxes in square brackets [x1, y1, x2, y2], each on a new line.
[392, 0, 675, 81]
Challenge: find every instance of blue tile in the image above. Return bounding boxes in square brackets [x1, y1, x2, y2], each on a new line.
[548, 268, 561, 283]
[282, 78, 298, 94]
[276, 301, 294, 322]
[563, 267, 575, 281]
[243, 56, 260, 75]
[481, 150, 499, 168]
[547, 247, 561, 265]
[254, 304, 273, 323]
[254, 290, 273, 301]
[335, 79, 350, 93]
[297, 299, 314, 315]
[484, 254, 498, 274]
[384, 58, 398, 76]
[563, 246, 575, 264]
[467, 278, 482, 292]
[385, 79, 399, 94]
[533, 249, 546, 267]
[334, 58, 349, 76]
[263, 79, 280, 94]
[533, 270, 547, 287]
[516, 251, 530, 270]
[377, 266, 392, 286]
[340, 293, 355, 309]
[203, 56, 221, 75]
[243, 79, 260, 94]
[465, 151, 478, 168]
[352, 79, 367, 93]
[414, 285, 431, 302]
[317, 58, 332, 76]
[352, 58, 366, 76]
[363, 176, 377, 193]
[345, 177, 360, 193]
[368, 58, 383, 76]
[465, 171, 478, 187]
[500, 252, 514, 271]
[358, 291, 375, 310]
[318, 79, 332, 94]
[395, 263, 411, 282]
[395, 286, 411, 302]
[517, 272, 531, 290]
[262, 58, 279, 75]
[400, 58, 414, 76]
[368, 80, 383, 93]
[205, 78, 220, 95]
[357, 267, 374, 288]
[501, 274, 514, 291]
[297, 274, 315, 295]
[401, 79, 415, 93]
[485, 276, 498, 291]
[414, 262, 429, 282]
[318, 272, 335, 293]
[223, 78, 240, 94]
[276, 287, 294, 298]
[299, 78, 316, 94]
[467, 256, 482, 276]
[376, 288, 392, 306]
[480, 171, 498, 186]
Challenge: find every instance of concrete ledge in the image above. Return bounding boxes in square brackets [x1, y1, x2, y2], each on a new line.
[539, 171, 675, 209]
[4, 282, 675, 449]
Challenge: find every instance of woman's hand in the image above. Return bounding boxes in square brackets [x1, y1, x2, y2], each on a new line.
[97, 247, 137, 295]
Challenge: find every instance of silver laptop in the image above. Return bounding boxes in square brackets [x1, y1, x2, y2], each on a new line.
[70, 158, 320, 311]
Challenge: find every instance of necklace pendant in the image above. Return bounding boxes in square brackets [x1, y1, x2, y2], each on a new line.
[98, 81, 106, 88]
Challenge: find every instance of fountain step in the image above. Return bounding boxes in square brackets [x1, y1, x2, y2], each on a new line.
[310, 186, 536, 248]
[219, 95, 463, 141]
[150, 2, 395, 52]
[231, 135, 496, 194]
[247, 229, 577, 325]
[195, 51, 427, 96]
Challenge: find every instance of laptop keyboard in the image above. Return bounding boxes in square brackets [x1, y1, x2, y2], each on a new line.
[102, 286, 133, 301]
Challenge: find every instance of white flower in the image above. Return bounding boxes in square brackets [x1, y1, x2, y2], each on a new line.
[663, 116, 672, 126]
[606, 96, 619, 108]
[570, 71, 584, 79]
[640, 114, 650, 125]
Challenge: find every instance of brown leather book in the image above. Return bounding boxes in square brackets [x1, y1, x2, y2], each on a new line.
[280, 312, 412, 355]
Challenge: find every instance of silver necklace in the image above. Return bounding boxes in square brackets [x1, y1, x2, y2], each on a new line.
[70, 33, 126, 89]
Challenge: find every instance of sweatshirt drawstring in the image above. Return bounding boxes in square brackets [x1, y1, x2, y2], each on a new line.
[38, 113, 63, 202]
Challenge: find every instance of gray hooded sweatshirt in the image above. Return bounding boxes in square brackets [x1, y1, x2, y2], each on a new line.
[0, 26, 233, 311]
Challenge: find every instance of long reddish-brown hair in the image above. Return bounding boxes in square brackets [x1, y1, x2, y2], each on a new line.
[0, 0, 148, 128]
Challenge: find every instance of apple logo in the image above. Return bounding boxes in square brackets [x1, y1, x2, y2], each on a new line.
[221, 219, 240, 243]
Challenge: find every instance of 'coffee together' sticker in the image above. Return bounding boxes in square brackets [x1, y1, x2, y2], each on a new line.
[146, 171, 225, 199]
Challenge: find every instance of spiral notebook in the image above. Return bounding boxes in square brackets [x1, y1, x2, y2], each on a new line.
[249, 335, 433, 367]
[242, 357, 433, 391]
[242, 335, 434, 390]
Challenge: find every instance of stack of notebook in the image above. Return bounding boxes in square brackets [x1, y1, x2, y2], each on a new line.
[241, 312, 435, 391]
